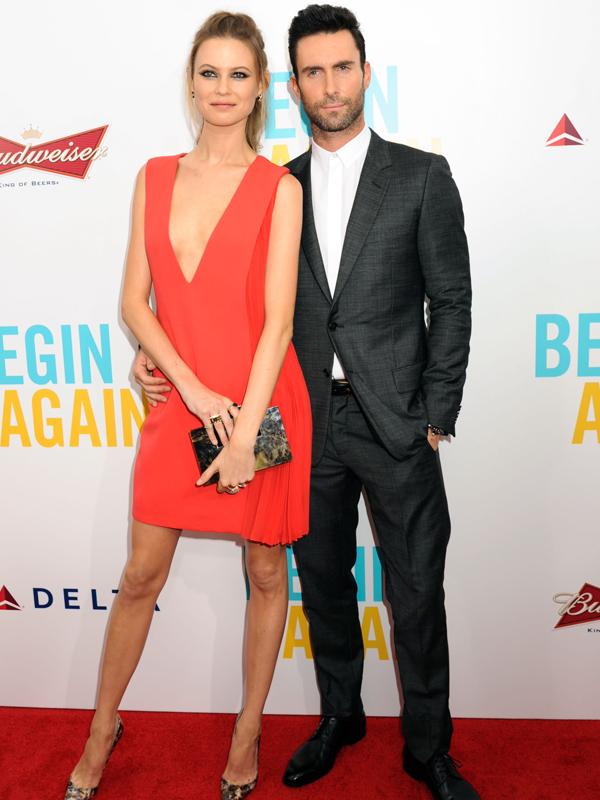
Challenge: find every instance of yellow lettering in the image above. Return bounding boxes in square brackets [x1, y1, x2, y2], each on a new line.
[69, 389, 101, 446]
[32, 389, 64, 446]
[270, 144, 292, 166]
[103, 389, 117, 447]
[361, 606, 389, 660]
[572, 382, 600, 443]
[282, 605, 313, 659]
[0, 389, 31, 446]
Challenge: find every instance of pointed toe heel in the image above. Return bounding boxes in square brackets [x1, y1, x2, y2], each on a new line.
[64, 714, 124, 800]
[220, 774, 258, 800]
[220, 733, 260, 799]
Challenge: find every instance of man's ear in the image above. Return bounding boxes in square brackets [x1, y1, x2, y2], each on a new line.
[363, 61, 371, 91]
[289, 73, 301, 104]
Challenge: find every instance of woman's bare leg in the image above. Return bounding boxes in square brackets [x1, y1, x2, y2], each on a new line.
[68, 521, 180, 788]
[222, 541, 288, 784]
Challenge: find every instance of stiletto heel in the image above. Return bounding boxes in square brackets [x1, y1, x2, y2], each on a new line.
[64, 713, 124, 799]
[220, 714, 261, 800]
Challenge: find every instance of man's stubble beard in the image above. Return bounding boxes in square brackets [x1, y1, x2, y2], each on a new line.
[302, 85, 366, 133]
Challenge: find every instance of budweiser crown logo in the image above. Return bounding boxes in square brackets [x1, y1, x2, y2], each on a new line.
[553, 582, 600, 628]
[21, 124, 42, 140]
[0, 125, 109, 179]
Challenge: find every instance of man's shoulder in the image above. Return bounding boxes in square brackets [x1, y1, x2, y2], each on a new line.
[373, 132, 446, 172]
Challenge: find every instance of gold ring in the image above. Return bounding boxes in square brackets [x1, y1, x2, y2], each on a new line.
[209, 414, 222, 424]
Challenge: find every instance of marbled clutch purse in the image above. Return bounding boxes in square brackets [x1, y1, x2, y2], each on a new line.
[190, 405, 292, 486]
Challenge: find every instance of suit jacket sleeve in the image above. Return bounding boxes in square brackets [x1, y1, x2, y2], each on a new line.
[417, 154, 472, 436]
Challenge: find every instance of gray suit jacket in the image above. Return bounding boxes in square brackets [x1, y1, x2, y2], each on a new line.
[286, 128, 471, 465]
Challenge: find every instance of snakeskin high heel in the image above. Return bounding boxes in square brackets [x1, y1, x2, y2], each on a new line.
[220, 715, 261, 800]
[64, 713, 124, 799]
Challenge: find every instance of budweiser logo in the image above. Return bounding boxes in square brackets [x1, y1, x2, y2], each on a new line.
[0, 125, 108, 178]
[553, 582, 600, 628]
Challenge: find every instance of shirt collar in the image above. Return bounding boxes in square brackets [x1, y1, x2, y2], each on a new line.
[311, 124, 371, 169]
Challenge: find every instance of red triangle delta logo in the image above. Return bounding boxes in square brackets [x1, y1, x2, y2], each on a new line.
[546, 114, 584, 147]
[0, 585, 22, 611]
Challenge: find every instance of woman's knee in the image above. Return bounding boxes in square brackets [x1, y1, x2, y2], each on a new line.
[120, 560, 166, 602]
[245, 546, 287, 595]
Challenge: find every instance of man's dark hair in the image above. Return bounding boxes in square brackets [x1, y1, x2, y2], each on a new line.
[288, 4, 366, 79]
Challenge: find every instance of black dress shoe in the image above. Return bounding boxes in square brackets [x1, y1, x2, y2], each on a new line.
[282, 713, 366, 788]
[403, 746, 480, 800]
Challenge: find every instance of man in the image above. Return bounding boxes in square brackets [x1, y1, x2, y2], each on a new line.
[135, 5, 476, 798]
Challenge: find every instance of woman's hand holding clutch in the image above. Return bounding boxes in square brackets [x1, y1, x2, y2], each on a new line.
[196, 438, 256, 494]
[179, 379, 239, 447]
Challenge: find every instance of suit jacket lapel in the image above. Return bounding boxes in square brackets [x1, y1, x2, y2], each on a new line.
[292, 152, 332, 304]
[332, 129, 392, 304]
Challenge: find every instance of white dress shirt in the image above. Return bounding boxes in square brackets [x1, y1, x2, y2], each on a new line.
[311, 124, 371, 379]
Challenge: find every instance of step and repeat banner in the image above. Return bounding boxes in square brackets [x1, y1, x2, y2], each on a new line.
[1, 0, 599, 718]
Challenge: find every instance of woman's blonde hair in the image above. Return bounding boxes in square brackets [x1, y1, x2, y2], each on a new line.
[186, 12, 269, 152]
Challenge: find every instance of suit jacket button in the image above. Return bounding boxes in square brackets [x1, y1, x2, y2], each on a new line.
[328, 322, 337, 331]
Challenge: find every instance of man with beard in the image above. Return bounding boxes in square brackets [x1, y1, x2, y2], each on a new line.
[280, 6, 476, 800]
[134, 5, 476, 798]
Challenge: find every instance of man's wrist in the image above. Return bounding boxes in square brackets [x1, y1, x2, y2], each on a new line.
[428, 424, 448, 437]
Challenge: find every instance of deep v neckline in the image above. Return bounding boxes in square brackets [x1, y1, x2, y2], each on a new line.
[167, 153, 260, 286]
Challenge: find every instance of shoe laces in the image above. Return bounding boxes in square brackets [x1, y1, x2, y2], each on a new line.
[430, 752, 462, 786]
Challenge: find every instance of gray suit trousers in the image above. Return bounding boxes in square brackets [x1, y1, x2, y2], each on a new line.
[293, 391, 453, 762]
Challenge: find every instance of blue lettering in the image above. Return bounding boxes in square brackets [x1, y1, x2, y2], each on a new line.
[287, 548, 302, 601]
[265, 72, 296, 140]
[61, 324, 75, 384]
[365, 67, 398, 132]
[33, 587, 53, 608]
[535, 314, 570, 377]
[64, 588, 80, 609]
[91, 589, 107, 610]
[25, 324, 57, 384]
[354, 546, 366, 602]
[373, 547, 383, 603]
[578, 314, 600, 377]
[79, 324, 112, 384]
[0, 325, 23, 384]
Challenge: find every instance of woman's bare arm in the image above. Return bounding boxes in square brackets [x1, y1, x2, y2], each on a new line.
[231, 173, 303, 445]
[197, 172, 303, 488]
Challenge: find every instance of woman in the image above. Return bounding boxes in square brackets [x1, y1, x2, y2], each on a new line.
[65, 11, 311, 799]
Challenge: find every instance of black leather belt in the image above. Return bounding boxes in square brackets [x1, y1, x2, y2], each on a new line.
[331, 378, 352, 395]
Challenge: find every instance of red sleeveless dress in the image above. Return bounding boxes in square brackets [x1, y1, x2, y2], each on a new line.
[132, 153, 312, 545]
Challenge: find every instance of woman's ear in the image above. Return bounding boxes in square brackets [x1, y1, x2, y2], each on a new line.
[260, 69, 270, 100]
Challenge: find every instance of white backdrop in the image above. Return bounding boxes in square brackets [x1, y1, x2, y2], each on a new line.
[1, 0, 599, 719]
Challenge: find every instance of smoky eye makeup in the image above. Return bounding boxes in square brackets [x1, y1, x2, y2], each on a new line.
[198, 69, 250, 81]
[197, 65, 252, 79]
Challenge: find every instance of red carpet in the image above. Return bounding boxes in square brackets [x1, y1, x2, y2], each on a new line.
[2, 709, 599, 799]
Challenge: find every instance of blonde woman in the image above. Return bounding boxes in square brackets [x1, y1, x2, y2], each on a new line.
[65, 12, 311, 799]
